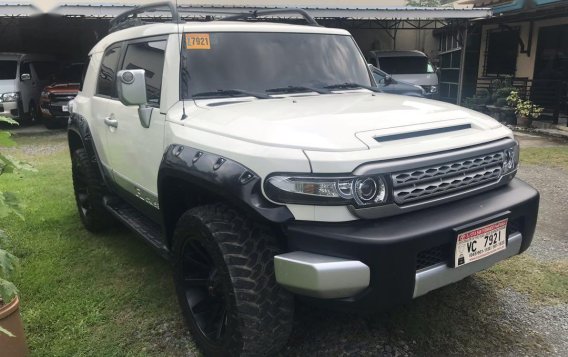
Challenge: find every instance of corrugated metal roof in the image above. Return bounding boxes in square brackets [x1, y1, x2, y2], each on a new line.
[0, 2, 39, 16]
[1, 2, 492, 20]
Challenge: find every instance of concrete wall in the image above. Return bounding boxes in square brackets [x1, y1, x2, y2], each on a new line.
[477, 16, 568, 80]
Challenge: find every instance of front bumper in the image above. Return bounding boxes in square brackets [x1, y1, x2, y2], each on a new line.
[40, 100, 71, 119]
[276, 178, 539, 312]
[0, 100, 19, 119]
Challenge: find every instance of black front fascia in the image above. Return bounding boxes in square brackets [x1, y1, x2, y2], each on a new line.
[284, 178, 539, 313]
[158, 145, 294, 224]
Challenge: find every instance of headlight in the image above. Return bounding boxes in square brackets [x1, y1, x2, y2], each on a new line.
[264, 174, 389, 207]
[429, 85, 438, 94]
[503, 141, 520, 174]
[1, 92, 20, 102]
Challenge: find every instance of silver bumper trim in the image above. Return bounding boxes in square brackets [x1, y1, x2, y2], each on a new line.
[274, 251, 370, 299]
[413, 232, 522, 298]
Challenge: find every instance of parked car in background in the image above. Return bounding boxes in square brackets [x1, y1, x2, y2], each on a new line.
[0, 53, 58, 123]
[40, 63, 83, 129]
[367, 50, 439, 99]
[369, 65, 425, 97]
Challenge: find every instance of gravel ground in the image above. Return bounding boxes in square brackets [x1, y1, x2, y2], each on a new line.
[3, 126, 567, 356]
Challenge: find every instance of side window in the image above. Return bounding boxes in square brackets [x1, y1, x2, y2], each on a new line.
[121, 39, 166, 105]
[33, 62, 58, 81]
[369, 57, 377, 67]
[97, 44, 122, 98]
[20, 62, 31, 78]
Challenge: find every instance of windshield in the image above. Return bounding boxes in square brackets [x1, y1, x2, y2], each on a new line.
[181, 32, 372, 98]
[0, 60, 18, 80]
[378, 56, 434, 75]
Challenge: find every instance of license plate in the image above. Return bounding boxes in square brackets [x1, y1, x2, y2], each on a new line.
[455, 218, 508, 267]
[62, 105, 69, 112]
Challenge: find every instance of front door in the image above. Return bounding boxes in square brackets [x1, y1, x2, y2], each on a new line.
[105, 37, 168, 210]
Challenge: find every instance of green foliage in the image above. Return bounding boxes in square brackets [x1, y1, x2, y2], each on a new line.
[0, 116, 23, 337]
[506, 91, 544, 120]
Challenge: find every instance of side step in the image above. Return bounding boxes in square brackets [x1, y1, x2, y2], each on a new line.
[103, 196, 170, 259]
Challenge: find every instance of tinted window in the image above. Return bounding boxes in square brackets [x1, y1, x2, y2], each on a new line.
[97, 45, 122, 97]
[181, 32, 371, 98]
[0, 60, 17, 80]
[55, 63, 84, 84]
[378, 56, 433, 74]
[485, 30, 518, 76]
[33, 61, 59, 81]
[121, 40, 166, 105]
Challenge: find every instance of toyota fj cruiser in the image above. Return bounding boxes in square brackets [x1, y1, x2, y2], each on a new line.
[68, 4, 539, 356]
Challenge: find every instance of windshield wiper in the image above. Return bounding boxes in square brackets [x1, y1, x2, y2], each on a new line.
[324, 83, 382, 93]
[192, 89, 272, 100]
[266, 86, 331, 95]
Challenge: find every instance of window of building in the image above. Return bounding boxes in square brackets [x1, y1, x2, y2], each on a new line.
[96, 44, 122, 98]
[484, 29, 519, 76]
[121, 39, 167, 105]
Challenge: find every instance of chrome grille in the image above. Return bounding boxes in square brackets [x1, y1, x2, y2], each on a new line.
[391, 152, 504, 205]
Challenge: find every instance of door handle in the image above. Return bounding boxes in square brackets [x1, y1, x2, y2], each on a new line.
[104, 116, 118, 128]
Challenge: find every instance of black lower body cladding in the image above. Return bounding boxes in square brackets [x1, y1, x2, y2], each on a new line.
[283, 178, 539, 313]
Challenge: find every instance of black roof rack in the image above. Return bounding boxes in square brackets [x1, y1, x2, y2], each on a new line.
[221, 8, 320, 27]
[109, 1, 181, 33]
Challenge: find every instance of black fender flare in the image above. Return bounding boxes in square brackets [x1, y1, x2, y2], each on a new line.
[68, 113, 111, 185]
[158, 144, 294, 229]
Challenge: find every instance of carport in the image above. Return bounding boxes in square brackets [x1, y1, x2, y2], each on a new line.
[0, 1, 491, 103]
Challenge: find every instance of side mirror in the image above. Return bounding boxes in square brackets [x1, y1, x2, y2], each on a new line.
[20, 73, 31, 81]
[117, 69, 152, 128]
[384, 75, 394, 85]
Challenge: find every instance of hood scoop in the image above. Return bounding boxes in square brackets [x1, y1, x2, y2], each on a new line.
[374, 124, 472, 143]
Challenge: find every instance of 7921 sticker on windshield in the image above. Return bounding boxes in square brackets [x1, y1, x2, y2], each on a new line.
[185, 33, 211, 50]
[455, 218, 508, 267]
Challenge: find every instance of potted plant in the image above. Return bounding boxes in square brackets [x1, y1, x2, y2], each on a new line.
[506, 91, 544, 128]
[0, 116, 29, 356]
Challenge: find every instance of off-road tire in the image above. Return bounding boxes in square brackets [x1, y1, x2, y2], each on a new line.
[71, 148, 113, 232]
[173, 203, 294, 356]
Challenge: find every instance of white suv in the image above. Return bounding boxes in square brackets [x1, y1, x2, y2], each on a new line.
[68, 4, 539, 356]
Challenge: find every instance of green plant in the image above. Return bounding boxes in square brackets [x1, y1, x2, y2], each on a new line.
[0, 115, 22, 337]
[506, 91, 544, 120]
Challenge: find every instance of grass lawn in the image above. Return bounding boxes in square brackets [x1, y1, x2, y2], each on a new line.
[1, 133, 196, 356]
[1, 131, 566, 356]
[521, 147, 568, 170]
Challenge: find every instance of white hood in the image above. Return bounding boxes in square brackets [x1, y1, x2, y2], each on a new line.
[182, 92, 503, 153]
[0, 79, 17, 95]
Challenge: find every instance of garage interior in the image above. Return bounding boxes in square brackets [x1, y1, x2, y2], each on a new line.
[0, 3, 492, 104]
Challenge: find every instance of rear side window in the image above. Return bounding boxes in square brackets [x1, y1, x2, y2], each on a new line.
[121, 39, 167, 105]
[97, 44, 122, 97]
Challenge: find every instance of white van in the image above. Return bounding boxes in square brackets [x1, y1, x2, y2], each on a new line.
[367, 50, 439, 99]
[0, 53, 58, 122]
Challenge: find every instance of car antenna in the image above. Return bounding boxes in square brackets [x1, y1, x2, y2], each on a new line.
[176, 0, 188, 120]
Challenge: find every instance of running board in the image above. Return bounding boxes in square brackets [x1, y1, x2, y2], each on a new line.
[103, 196, 170, 259]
